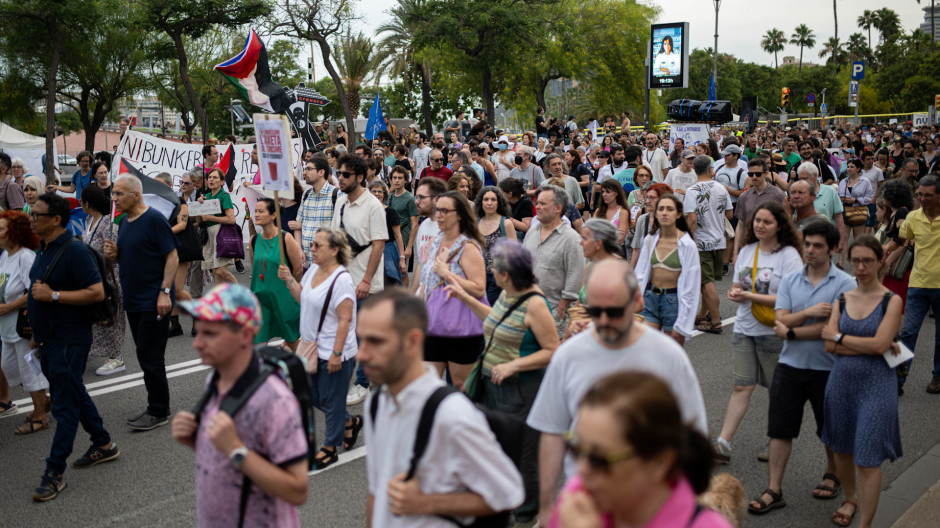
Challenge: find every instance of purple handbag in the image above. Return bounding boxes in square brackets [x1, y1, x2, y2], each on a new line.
[425, 286, 487, 337]
[215, 223, 245, 259]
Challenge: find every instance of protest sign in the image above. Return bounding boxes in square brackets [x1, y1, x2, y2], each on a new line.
[187, 199, 221, 216]
[254, 114, 294, 192]
[669, 123, 709, 151]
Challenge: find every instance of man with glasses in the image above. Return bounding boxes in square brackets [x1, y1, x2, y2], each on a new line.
[733, 158, 786, 257]
[418, 151, 452, 182]
[893, 175, 940, 394]
[410, 178, 446, 294]
[28, 193, 115, 501]
[527, 259, 707, 524]
[293, 157, 338, 267]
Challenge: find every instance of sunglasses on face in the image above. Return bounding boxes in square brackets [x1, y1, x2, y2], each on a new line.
[583, 305, 629, 319]
[563, 431, 634, 473]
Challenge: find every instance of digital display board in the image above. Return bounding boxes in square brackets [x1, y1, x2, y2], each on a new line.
[650, 22, 689, 90]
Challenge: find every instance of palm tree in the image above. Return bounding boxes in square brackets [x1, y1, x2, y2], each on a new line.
[333, 31, 377, 117]
[790, 24, 816, 73]
[832, 0, 839, 65]
[818, 37, 840, 65]
[846, 32, 871, 62]
[858, 9, 876, 49]
[916, 0, 936, 48]
[874, 8, 901, 46]
[761, 28, 786, 67]
[374, 0, 434, 135]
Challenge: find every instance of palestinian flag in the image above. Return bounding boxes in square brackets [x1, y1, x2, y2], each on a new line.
[215, 28, 290, 114]
[117, 159, 181, 220]
[217, 144, 238, 191]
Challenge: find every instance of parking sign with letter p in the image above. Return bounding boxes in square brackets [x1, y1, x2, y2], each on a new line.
[851, 61, 865, 80]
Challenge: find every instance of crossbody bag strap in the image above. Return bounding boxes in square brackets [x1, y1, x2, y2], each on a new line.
[42, 237, 78, 283]
[406, 386, 458, 480]
[318, 270, 348, 334]
[481, 292, 540, 357]
[751, 244, 759, 294]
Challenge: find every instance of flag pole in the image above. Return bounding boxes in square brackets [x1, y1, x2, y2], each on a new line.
[273, 191, 285, 268]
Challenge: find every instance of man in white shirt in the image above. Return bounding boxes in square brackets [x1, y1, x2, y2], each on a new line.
[664, 149, 697, 194]
[714, 144, 748, 206]
[542, 153, 584, 211]
[595, 143, 627, 183]
[412, 133, 432, 177]
[859, 150, 884, 192]
[360, 290, 524, 528]
[410, 177, 445, 294]
[527, 259, 707, 523]
[331, 155, 388, 298]
[641, 133, 669, 182]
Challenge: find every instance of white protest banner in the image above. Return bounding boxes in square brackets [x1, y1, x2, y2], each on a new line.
[669, 123, 710, 151]
[913, 113, 930, 127]
[187, 199, 221, 216]
[254, 114, 294, 192]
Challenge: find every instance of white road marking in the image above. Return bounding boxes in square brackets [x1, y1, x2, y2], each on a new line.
[689, 316, 737, 337]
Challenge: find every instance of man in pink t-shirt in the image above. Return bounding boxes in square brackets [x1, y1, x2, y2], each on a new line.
[172, 284, 309, 528]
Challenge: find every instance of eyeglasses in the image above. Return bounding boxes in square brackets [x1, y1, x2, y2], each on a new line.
[435, 207, 456, 216]
[303, 166, 317, 172]
[584, 305, 629, 319]
[28, 212, 55, 220]
[849, 258, 878, 267]
[180, 181, 192, 186]
[415, 194, 430, 201]
[563, 431, 634, 473]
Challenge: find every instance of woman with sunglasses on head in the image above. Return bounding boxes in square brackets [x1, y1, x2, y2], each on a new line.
[417, 191, 488, 390]
[820, 236, 903, 528]
[634, 194, 700, 346]
[548, 371, 732, 528]
[445, 240, 560, 525]
[714, 201, 803, 464]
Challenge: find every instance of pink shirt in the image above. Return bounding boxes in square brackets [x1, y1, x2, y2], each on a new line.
[547, 475, 733, 528]
[195, 368, 308, 528]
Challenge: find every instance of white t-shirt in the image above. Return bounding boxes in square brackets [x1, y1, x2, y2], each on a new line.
[299, 265, 358, 361]
[860, 166, 884, 189]
[0, 248, 35, 342]
[596, 162, 628, 184]
[714, 165, 747, 204]
[527, 327, 708, 478]
[684, 181, 733, 251]
[732, 242, 804, 336]
[641, 148, 669, 183]
[412, 146, 432, 177]
[664, 167, 697, 192]
[414, 218, 441, 266]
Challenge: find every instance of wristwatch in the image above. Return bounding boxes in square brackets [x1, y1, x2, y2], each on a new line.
[52, 291, 60, 303]
[161, 287, 172, 295]
[229, 446, 249, 468]
[834, 333, 844, 344]
[332, 349, 343, 357]
[786, 328, 796, 340]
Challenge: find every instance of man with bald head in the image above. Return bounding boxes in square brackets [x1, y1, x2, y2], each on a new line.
[794, 162, 845, 251]
[789, 180, 829, 231]
[526, 259, 708, 523]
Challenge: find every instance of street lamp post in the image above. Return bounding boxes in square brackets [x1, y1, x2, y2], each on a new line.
[712, 0, 721, 98]
[230, 98, 242, 137]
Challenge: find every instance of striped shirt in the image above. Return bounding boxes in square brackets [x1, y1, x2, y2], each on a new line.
[481, 291, 552, 375]
[295, 182, 337, 265]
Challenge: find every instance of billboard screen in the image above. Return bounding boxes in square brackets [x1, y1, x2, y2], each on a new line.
[650, 22, 689, 90]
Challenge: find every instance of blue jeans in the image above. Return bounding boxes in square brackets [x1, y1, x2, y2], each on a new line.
[39, 343, 111, 477]
[481, 368, 544, 521]
[899, 287, 940, 384]
[640, 288, 679, 332]
[310, 358, 355, 447]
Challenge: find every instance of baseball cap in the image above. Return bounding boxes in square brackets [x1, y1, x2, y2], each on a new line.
[720, 144, 743, 156]
[178, 283, 262, 332]
[681, 149, 695, 159]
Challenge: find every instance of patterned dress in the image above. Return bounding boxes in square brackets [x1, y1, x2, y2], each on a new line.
[83, 215, 126, 359]
[822, 293, 902, 467]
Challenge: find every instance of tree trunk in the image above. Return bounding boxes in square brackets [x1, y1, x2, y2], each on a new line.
[798, 46, 804, 73]
[45, 29, 63, 186]
[171, 33, 207, 145]
[536, 77, 549, 114]
[418, 64, 433, 137]
[481, 66, 495, 129]
[314, 36, 357, 146]
[833, 0, 838, 65]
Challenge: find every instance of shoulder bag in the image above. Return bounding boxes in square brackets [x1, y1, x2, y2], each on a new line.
[464, 292, 541, 402]
[750, 245, 776, 327]
[215, 223, 245, 259]
[892, 242, 914, 281]
[295, 270, 348, 373]
[841, 183, 869, 226]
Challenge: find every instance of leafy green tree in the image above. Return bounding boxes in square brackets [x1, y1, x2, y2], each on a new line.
[761, 28, 786, 68]
[670, 49, 742, 109]
[873, 8, 901, 46]
[267, 40, 305, 88]
[857, 9, 876, 49]
[0, 55, 45, 135]
[818, 37, 841, 67]
[846, 33, 871, 63]
[137, 0, 271, 144]
[790, 24, 816, 74]
[333, 32, 377, 117]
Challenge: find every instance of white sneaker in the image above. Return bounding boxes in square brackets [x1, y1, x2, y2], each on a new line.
[346, 384, 370, 406]
[96, 359, 126, 376]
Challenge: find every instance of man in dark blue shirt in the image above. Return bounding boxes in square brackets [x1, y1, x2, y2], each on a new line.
[103, 175, 179, 431]
[28, 193, 117, 502]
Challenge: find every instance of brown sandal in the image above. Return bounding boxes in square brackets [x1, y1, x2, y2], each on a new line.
[748, 488, 786, 514]
[831, 500, 857, 527]
[15, 418, 50, 435]
[25, 396, 52, 421]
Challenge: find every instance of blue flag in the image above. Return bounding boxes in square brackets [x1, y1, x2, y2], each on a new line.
[365, 92, 387, 141]
[708, 74, 716, 100]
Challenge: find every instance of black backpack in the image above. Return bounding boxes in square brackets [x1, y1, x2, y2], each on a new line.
[43, 237, 119, 326]
[369, 385, 523, 528]
[192, 345, 317, 528]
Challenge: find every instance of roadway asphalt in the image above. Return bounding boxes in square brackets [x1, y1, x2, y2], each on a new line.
[0, 267, 937, 528]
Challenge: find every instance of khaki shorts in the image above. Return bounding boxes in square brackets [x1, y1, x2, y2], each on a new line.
[699, 249, 725, 285]
[732, 333, 782, 388]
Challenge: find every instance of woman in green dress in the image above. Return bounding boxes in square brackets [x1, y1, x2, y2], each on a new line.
[249, 198, 303, 349]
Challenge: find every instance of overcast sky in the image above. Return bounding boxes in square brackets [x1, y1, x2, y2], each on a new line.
[305, 0, 932, 79]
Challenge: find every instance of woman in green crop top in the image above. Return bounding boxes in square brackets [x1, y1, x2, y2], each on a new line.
[444, 240, 560, 521]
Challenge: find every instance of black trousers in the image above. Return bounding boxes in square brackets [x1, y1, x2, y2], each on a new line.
[127, 311, 170, 417]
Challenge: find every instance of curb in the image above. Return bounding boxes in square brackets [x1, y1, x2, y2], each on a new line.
[877, 442, 940, 527]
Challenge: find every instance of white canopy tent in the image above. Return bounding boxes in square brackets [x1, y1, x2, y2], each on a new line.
[0, 121, 58, 178]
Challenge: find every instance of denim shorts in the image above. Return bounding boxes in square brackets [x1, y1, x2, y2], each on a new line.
[732, 332, 782, 388]
[639, 288, 679, 332]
